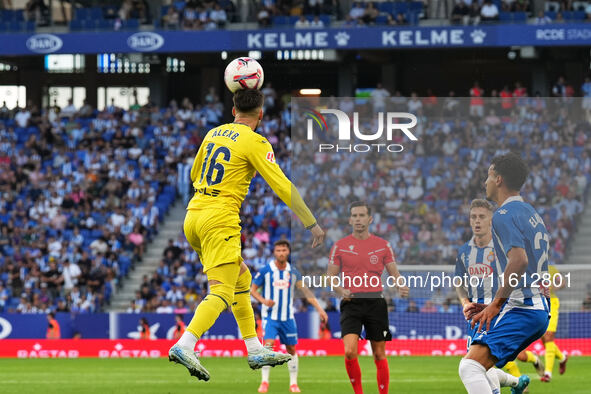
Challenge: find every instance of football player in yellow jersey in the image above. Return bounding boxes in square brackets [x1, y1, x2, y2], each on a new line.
[540, 264, 568, 382]
[168, 89, 325, 381]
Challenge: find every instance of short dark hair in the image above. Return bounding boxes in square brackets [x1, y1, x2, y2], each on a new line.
[233, 89, 264, 114]
[470, 199, 494, 212]
[491, 152, 528, 191]
[349, 201, 371, 216]
[273, 239, 291, 250]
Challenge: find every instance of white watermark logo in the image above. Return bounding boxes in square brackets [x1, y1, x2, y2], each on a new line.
[304, 108, 418, 153]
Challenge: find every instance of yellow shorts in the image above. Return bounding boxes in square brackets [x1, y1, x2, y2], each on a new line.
[184, 208, 243, 273]
[547, 298, 560, 332]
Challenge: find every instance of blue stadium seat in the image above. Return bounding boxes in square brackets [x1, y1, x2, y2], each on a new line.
[378, 2, 395, 14]
[375, 15, 388, 24]
[563, 11, 586, 20]
[7, 20, 22, 32]
[89, 7, 104, 20]
[97, 19, 114, 30]
[13, 9, 24, 21]
[70, 19, 84, 31]
[122, 19, 140, 30]
[74, 8, 89, 20]
[511, 12, 527, 22]
[272, 16, 290, 25]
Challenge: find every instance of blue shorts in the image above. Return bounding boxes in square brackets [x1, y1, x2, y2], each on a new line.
[263, 318, 298, 346]
[466, 323, 478, 352]
[470, 307, 549, 368]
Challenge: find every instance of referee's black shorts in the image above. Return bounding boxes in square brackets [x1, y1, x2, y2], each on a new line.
[339, 293, 392, 342]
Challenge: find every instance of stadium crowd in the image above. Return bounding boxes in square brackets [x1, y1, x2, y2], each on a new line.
[1, 79, 590, 316]
[7, 0, 591, 33]
[0, 97, 189, 313]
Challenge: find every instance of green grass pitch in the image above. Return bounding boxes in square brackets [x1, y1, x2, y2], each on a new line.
[0, 356, 588, 393]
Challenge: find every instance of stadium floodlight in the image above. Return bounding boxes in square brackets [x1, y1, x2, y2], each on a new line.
[299, 89, 321, 95]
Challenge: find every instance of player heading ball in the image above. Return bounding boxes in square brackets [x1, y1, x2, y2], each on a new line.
[168, 87, 325, 382]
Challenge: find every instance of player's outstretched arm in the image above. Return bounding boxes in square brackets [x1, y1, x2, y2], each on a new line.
[296, 280, 328, 322]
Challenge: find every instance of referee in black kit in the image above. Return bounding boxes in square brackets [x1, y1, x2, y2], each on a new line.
[327, 202, 409, 394]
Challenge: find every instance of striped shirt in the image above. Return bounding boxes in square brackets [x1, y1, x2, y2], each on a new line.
[253, 261, 301, 321]
[454, 237, 499, 304]
[492, 196, 549, 312]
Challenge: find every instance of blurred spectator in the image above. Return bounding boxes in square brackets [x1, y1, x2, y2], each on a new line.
[14, 106, 31, 128]
[370, 83, 390, 113]
[406, 300, 419, 312]
[502, 0, 529, 11]
[163, 6, 180, 29]
[361, 2, 379, 24]
[451, 1, 470, 25]
[469, 81, 484, 117]
[210, 3, 228, 28]
[582, 76, 591, 113]
[310, 15, 324, 28]
[534, 10, 552, 24]
[46, 312, 60, 339]
[342, 14, 358, 27]
[25, 0, 49, 24]
[394, 12, 407, 25]
[420, 300, 438, 313]
[258, 5, 272, 27]
[555, 11, 565, 23]
[139, 317, 151, 339]
[182, 4, 198, 30]
[318, 320, 332, 339]
[480, 0, 499, 22]
[552, 76, 567, 98]
[173, 314, 186, 339]
[60, 99, 77, 119]
[349, 2, 364, 21]
[295, 15, 310, 28]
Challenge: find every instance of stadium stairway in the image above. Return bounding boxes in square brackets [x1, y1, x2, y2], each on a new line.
[562, 200, 591, 310]
[107, 201, 187, 311]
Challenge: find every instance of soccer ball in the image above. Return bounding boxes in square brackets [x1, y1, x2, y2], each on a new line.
[224, 57, 264, 93]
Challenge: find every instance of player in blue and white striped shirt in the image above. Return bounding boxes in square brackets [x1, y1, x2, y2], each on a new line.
[251, 240, 328, 393]
[458, 153, 550, 394]
[455, 199, 538, 394]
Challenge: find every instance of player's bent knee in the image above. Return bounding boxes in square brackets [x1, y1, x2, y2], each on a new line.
[344, 349, 358, 360]
[459, 358, 485, 381]
[209, 282, 235, 307]
[235, 268, 252, 292]
[543, 331, 554, 342]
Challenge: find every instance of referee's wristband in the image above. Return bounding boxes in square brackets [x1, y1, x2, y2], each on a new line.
[305, 222, 317, 230]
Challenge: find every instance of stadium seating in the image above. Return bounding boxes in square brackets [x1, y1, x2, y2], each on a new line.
[0, 102, 191, 313]
[499, 12, 528, 23]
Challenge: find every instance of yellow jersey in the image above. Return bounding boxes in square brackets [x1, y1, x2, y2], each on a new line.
[187, 123, 316, 228]
[548, 265, 560, 299]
